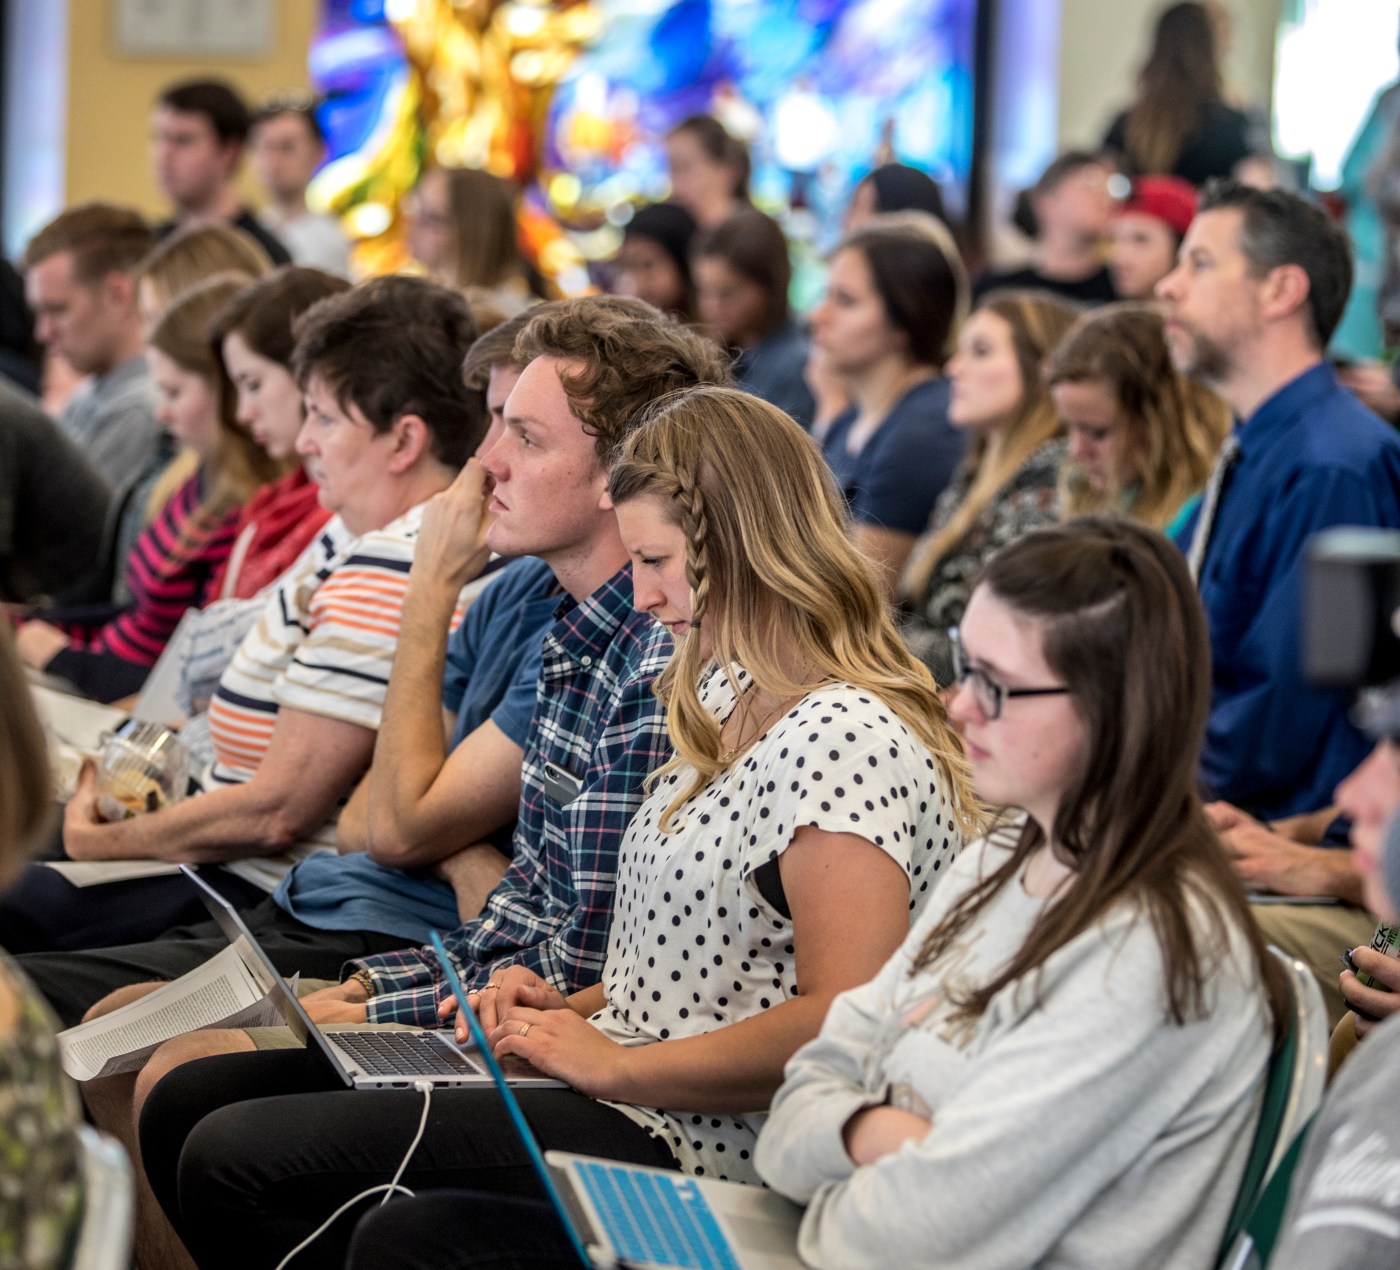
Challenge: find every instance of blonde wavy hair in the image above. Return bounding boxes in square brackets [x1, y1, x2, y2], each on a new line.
[902, 290, 1081, 604]
[1046, 304, 1231, 529]
[609, 385, 983, 837]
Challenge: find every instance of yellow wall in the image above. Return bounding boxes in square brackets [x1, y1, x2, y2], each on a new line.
[64, 0, 320, 216]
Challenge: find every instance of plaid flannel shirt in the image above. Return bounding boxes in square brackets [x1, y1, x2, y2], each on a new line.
[351, 565, 674, 1024]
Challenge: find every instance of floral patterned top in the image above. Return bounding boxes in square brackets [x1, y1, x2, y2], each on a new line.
[0, 952, 82, 1270]
[900, 438, 1066, 685]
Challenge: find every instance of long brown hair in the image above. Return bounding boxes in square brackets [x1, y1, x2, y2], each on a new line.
[1123, 2, 1223, 176]
[903, 291, 1080, 602]
[1047, 304, 1230, 528]
[150, 274, 282, 544]
[608, 385, 984, 838]
[429, 167, 548, 299]
[912, 517, 1289, 1041]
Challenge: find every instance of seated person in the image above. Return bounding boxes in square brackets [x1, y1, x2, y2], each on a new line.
[1046, 303, 1230, 531]
[899, 291, 1080, 684]
[342, 515, 1284, 1270]
[753, 518, 1284, 1268]
[86, 223, 273, 614]
[0, 276, 482, 966]
[1207, 798, 1372, 1031]
[611, 202, 698, 324]
[134, 222, 272, 340]
[332, 306, 539, 881]
[85, 297, 725, 1267]
[813, 225, 967, 596]
[1108, 175, 1197, 301]
[21, 204, 163, 497]
[974, 152, 1118, 305]
[0, 626, 84, 1266]
[1270, 738, 1400, 1269]
[150, 78, 291, 265]
[163, 267, 352, 723]
[206, 266, 349, 601]
[692, 209, 816, 428]
[0, 375, 108, 603]
[1336, 739, 1400, 1046]
[1162, 181, 1400, 819]
[15, 275, 276, 701]
[844, 162, 949, 234]
[140, 383, 981, 1270]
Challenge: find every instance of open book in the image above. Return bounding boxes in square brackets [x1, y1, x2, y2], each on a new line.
[56, 940, 294, 1081]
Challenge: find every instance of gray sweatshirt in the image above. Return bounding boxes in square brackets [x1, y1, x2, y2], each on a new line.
[1269, 1009, 1400, 1268]
[754, 835, 1272, 1269]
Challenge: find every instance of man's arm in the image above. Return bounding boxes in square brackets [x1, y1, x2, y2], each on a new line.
[335, 776, 370, 854]
[1206, 802, 1364, 902]
[364, 460, 503, 867]
[367, 720, 522, 868]
[63, 707, 374, 862]
[354, 628, 674, 1027]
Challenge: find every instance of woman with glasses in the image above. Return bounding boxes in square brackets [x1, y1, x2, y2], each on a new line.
[405, 167, 549, 316]
[757, 516, 1289, 1269]
[141, 386, 983, 1270]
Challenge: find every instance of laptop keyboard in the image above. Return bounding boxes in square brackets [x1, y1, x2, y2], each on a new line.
[575, 1160, 742, 1270]
[330, 1030, 481, 1078]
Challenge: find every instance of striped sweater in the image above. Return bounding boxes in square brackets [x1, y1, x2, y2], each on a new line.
[47, 470, 241, 700]
[75, 469, 239, 664]
[205, 503, 464, 892]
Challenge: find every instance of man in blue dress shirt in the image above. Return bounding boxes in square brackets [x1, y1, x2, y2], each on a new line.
[1160, 181, 1400, 822]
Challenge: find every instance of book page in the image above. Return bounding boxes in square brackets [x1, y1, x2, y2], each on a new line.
[57, 944, 291, 1081]
[41, 861, 185, 888]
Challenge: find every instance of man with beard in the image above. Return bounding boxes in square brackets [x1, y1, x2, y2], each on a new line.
[1159, 181, 1400, 821]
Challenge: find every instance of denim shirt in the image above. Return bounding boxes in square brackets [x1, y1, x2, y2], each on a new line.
[351, 565, 675, 1024]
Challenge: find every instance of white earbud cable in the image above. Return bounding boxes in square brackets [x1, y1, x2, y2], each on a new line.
[274, 1080, 434, 1270]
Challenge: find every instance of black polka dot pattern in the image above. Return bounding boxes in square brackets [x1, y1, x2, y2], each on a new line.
[590, 671, 966, 1185]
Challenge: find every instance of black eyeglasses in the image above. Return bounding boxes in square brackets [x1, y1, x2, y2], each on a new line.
[949, 628, 1070, 720]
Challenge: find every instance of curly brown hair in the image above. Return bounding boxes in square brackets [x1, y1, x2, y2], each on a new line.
[513, 296, 732, 465]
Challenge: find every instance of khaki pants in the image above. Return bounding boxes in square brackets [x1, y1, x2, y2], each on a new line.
[1250, 901, 1377, 1032]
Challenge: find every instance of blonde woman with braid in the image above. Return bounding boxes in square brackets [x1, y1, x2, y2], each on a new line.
[899, 290, 1080, 684]
[333, 384, 983, 1267]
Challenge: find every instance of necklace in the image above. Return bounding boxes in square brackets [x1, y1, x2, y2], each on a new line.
[717, 683, 804, 764]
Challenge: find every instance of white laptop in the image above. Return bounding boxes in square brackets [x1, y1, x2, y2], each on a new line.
[181, 866, 564, 1091]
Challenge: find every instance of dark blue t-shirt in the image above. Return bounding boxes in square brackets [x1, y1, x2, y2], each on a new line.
[735, 320, 817, 431]
[272, 556, 562, 942]
[822, 377, 965, 536]
[441, 556, 561, 749]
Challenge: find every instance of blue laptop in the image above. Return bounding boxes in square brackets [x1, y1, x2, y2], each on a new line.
[432, 932, 806, 1270]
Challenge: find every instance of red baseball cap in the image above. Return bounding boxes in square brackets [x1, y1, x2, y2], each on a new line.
[1116, 176, 1198, 238]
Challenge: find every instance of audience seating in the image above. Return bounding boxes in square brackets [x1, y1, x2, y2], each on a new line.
[70, 1125, 134, 1270]
[1215, 949, 1327, 1269]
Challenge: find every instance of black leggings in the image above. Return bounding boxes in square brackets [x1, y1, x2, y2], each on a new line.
[349, 1193, 578, 1269]
[139, 1048, 679, 1270]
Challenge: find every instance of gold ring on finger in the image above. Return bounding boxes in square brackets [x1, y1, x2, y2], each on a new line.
[519, 1022, 532, 1037]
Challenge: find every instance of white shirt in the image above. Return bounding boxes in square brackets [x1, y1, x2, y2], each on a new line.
[259, 208, 352, 277]
[591, 670, 966, 1183]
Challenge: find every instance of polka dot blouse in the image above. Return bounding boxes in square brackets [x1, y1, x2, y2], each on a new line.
[590, 669, 965, 1184]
